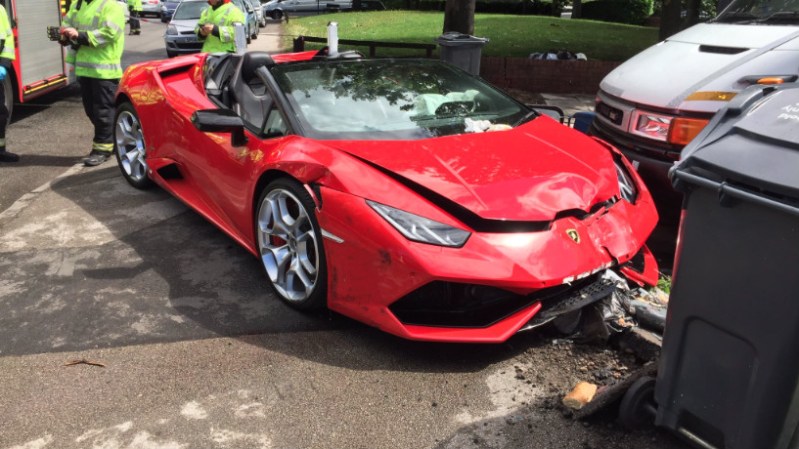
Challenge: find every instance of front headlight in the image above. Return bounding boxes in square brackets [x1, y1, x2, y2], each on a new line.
[367, 200, 470, 247]
[630, 110, 671, 142]
[166, 24, 178, 35]
[615, 159, 638, 203]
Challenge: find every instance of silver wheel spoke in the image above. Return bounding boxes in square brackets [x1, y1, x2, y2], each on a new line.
[296, 231, 317, 276]
[115, 109, 148, 182]
[256, 188, 321, 302]
[287, 263, 314, 297]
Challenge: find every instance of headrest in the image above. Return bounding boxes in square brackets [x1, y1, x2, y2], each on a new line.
[240, 51, 274, 84]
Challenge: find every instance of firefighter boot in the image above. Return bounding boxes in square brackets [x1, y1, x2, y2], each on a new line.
[83, 150, 111, 167]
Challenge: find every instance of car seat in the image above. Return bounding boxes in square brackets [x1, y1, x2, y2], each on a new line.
[230, 51, 275, 127]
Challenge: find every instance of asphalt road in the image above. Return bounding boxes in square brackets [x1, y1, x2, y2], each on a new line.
[0, 19, 688, 449]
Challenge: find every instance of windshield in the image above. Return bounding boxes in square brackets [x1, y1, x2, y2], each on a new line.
[271, 59, 529, 140]
[715, 0, 799, 23]
[174, 1, 208, 20]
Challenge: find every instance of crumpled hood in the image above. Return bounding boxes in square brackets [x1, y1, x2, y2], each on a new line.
[328, 117, 619, 222]
[601, 23, 799, 113]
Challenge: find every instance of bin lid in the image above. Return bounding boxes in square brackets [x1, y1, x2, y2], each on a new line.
[672, 83, 799, 200]
[436, 32, 489, 46]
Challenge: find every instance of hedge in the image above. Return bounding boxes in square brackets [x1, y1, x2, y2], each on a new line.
[581, 0, 653, 25]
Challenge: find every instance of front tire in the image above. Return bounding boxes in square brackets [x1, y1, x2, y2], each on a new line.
[269, 9, 283, 20]
[114, 102, 153, 190]
[256, 178, 327, 311]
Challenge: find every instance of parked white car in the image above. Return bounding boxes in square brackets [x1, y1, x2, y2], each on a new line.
[590, 0, 799, 226]
[141, 0, 162, 16]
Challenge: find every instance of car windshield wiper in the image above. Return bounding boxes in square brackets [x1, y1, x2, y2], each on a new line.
[512, 110, 538, 127]
[756, 11, 799, 23]
[712, 11, 758, 23]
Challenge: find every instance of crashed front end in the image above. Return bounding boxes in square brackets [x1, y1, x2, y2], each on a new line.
[317, 167, 658, 343]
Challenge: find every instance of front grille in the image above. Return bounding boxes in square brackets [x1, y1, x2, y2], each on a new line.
[596, 102, 623, 126]
[389, 282, 538, 328]
[389, 276, 603, 329]
[175, 42, 203, 51]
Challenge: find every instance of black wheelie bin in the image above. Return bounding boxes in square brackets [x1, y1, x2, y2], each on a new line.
[655, 83, 799, 449]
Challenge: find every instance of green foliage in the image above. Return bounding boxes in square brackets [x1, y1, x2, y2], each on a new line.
[285, 11, 659, 61]
[652, 0, 717, 17]
[581, 0, 654, 24]
[405, 0, 559, 15]
[657, 274, 672, 294]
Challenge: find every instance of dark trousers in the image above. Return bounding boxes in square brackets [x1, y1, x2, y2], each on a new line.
[0, 79, 7, 142]
[78, 76, 119, 149]
[129, 10, 141, 31]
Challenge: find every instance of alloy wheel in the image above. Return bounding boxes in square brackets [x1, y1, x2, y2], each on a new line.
[257, 187, 320, 302]
[115, 109, 148, 184]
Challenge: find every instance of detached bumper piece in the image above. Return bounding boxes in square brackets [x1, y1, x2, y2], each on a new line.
[519, 274, 617, 332]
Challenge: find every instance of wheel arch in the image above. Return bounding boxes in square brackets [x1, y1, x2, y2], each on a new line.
[251, 170, 328, 311]
[252, 169, 322, 235]
[115, 92, 133, 107]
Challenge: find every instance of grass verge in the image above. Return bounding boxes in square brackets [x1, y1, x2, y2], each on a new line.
[283, 11, 658, 61]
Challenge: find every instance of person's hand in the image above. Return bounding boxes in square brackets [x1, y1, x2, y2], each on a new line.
[61, 27, 79, 40]
[0, 66, 6, 81]
[200, 23, 214, 36]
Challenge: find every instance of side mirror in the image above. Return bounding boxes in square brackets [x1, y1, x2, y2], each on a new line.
[191, 108, 248, 146]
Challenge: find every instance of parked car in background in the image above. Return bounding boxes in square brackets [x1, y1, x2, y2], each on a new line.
[113, 50, 660, 343]
[590, 0, 799, 227]
[262, 0, 352, 20]
[232, 0, 259, 41]
[247, 0, 267, 27]
[165, 0, 256, 57]
[161, 0, 181, 22]
[141, 0, 162, 17]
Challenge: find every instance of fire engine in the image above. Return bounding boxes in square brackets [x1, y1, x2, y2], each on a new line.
[2, 0, 74, 120]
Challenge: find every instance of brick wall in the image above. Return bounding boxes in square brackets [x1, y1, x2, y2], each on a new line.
[480, 56, 622, 94]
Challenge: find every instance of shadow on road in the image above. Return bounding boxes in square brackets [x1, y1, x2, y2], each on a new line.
[9, 155, 82, 168]
[10, 84, 83, 125]
[3, 164, 542, 373]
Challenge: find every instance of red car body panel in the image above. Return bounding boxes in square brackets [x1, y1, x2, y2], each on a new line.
[116, 52, 659, 343]
[329, 120, 620, 222]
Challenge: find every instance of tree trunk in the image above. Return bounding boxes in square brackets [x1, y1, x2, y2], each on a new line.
[572, 0, 582, 18]
[659, 0, 683, 40]
[443, 0, 475, 35]
[685, 0, 701, 25]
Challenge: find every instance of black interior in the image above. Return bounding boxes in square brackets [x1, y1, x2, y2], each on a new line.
[205, 52, 278, 133]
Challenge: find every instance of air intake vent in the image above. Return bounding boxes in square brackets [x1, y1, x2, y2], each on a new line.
[699, 45, 748, 55]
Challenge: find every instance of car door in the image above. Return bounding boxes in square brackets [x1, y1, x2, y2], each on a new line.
[188, 75, 292, 245]
[296, 0, 320, 12]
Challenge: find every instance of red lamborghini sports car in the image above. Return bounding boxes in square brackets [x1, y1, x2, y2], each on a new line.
[113, 49, 659, 343]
